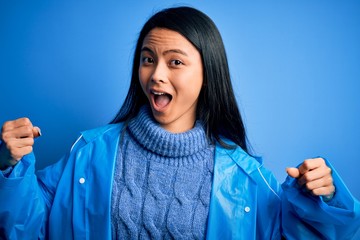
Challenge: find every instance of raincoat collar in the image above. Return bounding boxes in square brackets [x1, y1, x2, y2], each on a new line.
[215, 139, 263, 175]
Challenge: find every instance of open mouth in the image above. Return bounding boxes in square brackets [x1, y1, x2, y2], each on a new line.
[151, 90, 173, 109]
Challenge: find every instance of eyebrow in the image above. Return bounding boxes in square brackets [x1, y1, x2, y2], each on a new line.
[140, 46, 188, 57]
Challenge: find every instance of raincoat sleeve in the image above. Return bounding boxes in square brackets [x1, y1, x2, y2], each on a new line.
[0, 137, 85, 239]
[281, 159, 360, 239]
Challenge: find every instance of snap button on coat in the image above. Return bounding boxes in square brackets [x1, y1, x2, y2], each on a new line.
[79, 178, 85, 184]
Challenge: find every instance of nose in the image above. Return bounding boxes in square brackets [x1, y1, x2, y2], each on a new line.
[151, 62, 167, 84]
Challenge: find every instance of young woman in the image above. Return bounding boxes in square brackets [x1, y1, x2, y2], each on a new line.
[0, 6, 359, 239]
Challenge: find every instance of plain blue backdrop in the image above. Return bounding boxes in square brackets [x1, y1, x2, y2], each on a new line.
[1, 1, 359, 200]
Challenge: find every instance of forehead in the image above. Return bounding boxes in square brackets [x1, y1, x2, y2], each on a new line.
[142, 28, 196, 52]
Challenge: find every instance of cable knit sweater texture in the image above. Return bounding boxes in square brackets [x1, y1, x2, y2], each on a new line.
[111, 106, 215, 239]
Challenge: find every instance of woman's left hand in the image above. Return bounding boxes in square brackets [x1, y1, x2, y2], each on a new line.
[286, 158, 335, 200]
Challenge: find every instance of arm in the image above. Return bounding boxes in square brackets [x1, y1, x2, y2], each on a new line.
[282, 158, 360, 239]
[0, 148, 48, 239]
[0, 118, 47, 239]
[0, 118, 91, 239]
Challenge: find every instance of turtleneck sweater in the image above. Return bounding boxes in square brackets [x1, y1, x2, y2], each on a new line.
[111, 106, 214, 239]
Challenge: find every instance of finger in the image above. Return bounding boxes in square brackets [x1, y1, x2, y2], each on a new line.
[7, 138, 35, 148]
[2, 125, 34, 140]
[9, 126, 41, 139]
[298, 158, 326, 175]
[286, 167, 301, 178]
[3, 138, 34, 162]
[303, 176, 333, 191]
[298, 166, 332, 186]
[311, 185, 336, 197]
[2, 118, 33, 132]
[10, 146, 33, 161]
[33, 126, 41, 138]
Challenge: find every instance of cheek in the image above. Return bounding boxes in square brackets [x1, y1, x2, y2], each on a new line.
[176, 76, 203, 102]
[188, 69, 203, 96]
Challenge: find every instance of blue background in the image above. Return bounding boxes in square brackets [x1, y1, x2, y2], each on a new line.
[1, 1, 359, 200]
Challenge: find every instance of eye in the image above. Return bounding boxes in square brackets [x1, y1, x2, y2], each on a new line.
[169, 59, 183, 66]
[141, 57, 154, 65]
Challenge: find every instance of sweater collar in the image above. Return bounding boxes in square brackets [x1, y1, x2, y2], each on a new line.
[128, 105, 209, 158]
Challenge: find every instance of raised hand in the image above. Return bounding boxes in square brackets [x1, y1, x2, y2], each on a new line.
[0, 118, 41, 169]
[287, 158, 335, 201]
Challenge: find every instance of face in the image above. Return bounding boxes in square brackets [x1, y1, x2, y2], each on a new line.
[139, 28, 203, 133]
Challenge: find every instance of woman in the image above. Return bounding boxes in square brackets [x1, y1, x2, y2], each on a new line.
[0, 6, 359, 239]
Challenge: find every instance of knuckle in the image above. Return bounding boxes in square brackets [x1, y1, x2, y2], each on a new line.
[2, 120, 13, 130]
[317, 157, 325, 164]
[327, 177, 334, 185]
[27, 146, 33, 154]
[311, 188, 318, 195]
[10, 148, 20, 157]
[24, 126, 33, 134]
[303, 159, 312, 168]
[12, 146, 32, 159]
[312, 189, 321, 196]
[303, 159, 310, 165]
[305, 182, 313, 190]
[321, 178, 327, 186]
[21, 117, 31, 125]
[1, 131, 11, 141]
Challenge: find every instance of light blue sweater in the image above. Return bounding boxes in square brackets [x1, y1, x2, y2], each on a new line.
[111, 106, 215, 239]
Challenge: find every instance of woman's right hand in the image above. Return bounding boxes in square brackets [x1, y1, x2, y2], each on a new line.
[0, 118, 41, 170]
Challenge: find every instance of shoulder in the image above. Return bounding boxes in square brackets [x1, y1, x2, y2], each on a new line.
[80, 123, 124, 143]
[69, 123, 124, 153]
[215, 138, 262, 174]
[215, 137, 281, 198]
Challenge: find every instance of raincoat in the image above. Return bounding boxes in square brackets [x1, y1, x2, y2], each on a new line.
[0, 123, 359, 239]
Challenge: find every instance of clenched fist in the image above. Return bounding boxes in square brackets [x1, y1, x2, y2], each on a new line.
[0, 118, 41, 170]
[287, 158, 335, 201]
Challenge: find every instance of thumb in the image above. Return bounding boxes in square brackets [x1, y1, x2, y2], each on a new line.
[286, 167, 300, 178]
[32, 126, 42, 138]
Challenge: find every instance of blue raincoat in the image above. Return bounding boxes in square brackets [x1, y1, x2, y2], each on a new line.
[0, 123, 359, 239]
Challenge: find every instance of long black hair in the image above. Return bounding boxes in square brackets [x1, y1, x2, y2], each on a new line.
[111, 6, 250, 153]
